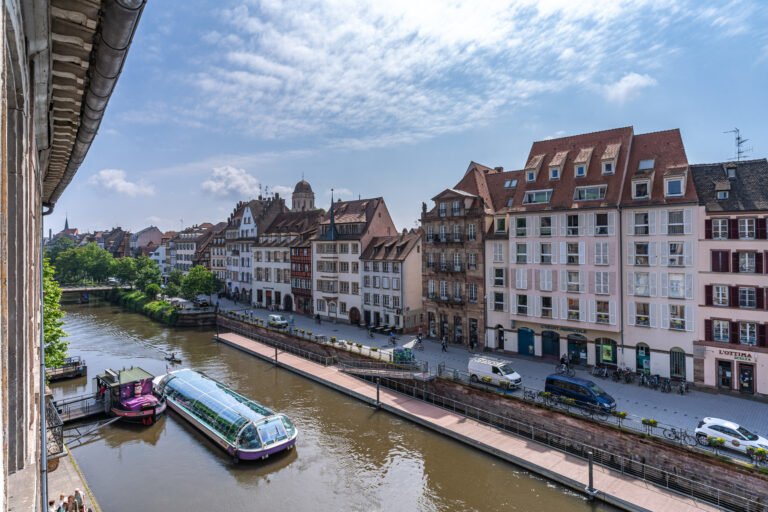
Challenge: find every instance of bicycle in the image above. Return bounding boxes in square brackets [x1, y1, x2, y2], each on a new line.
[554, 363, 576, 377]
[523, 388, 538, 401]
[678, 380, 688, 395]
[662, 427, 697, 446]
[660, 378, 672, 393]
[579, 404, 609, 421]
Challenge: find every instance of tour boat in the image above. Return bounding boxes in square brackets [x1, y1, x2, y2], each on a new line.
[153, 369, 297, 462]
[95, 367, 166, 425]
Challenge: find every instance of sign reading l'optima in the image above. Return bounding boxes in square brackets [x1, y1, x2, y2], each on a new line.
[718, 349, 754, 362]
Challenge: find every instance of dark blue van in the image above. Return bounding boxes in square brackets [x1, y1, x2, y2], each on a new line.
[545, 374, 616, 411]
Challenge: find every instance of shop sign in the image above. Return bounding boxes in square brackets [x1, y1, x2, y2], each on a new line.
[541, 324, 587, 335]
[717, 349, 754, 362]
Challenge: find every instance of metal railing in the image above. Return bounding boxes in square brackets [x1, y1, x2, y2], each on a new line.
[45, 398, 64, 458]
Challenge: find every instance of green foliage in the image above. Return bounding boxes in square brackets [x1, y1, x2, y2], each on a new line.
[54, 243, 114, 284]
[165, 282, 181, 298]
[113, 257, 137, 286]
[144, 283, 161, 299]
[43, 259, 68, 367]
[110, 289, 177, 325]
[168, 269, 184, 287]
[45, 237, 75, 265]
[135, 258, 162, 293]
[181, 265, 215, 300]
[641, 418, 658, 427]
[613, 411, 628, 419]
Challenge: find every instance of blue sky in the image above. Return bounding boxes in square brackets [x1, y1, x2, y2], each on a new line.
[46, 0, 768, 236]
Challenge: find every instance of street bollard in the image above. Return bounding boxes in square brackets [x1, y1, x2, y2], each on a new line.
[585, 451, 597, 500]
[376, 378, 381, 408]
[274, 346, 278, 366]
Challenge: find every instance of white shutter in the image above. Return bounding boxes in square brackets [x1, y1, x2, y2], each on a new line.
[559, 214, 567, 236]
[551, 270, 557, 292]
[534, 269, 541, 291]
[627, 242, 635, 265]
[661, 305, 669, 329]
[649, 210, 657, 235]
[579, 299, 586, 322]
[609, 300, 616, 325]
[660, 209, 669, 235]
[533, 243, 540, 264]
[627, 302, 635, 326]
[650, 303, 658, 328]
[608, 243, 615, 265]
[560, 297, 568, 320]
[532, 216, 540, 236]
[514, 268, 522, 289]
[552, 296, 558, 319]
[685, 273, 693, 299]
[685, 304, 694, 332]
[609, 272, 617, 295]
[560, 270, 567, 292]
[578, 271, 585, 293]
[559, 242, 567, 264]
[649, 242, 657, 266]
[533, 295, 541, 317]
[593, 243, 600, 265]
[683, 241, 692, 267]
[578, 213, 586, 236]
[627, 272, 635, 295]
[587, 213, 595, 237]
[649, 273, 657, 297]
[578, 241, 586, 265]
[683, 208, 692, 235]
[588, 271, 596, 294]
[660, 272, 669, 298]
[608, 212, 616, 236]
[588, 299, 596, 323]
[660, 242, 669, 267]
[525, 242, 531, 264]
[522, 269, 529, 290]
[510, 217, 517, 237]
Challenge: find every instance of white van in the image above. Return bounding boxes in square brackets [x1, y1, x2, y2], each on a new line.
[468, 357, 522, 388]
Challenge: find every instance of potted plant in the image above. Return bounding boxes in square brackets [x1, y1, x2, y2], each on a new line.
[641, 418, 658, 434]
[708, 436, 725, 455]
[754, 447, 767, 465]
[480, 376, 492, 384]
[330, 336, 337, 344]
[613, 411, 628, 428]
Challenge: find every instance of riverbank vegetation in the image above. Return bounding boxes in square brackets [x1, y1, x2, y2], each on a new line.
[110, 289, 178, 325]
[43, 258, 68, 366]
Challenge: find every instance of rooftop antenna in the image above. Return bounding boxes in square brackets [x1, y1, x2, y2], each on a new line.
[724, 128, 752, 162]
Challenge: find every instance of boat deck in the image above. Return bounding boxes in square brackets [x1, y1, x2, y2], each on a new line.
[215, 331, 719, 512]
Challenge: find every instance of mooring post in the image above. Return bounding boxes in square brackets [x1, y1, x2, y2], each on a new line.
[376, 378, 381, 408]
[274, 345, 278, 365]
[585, 451, 597, 500]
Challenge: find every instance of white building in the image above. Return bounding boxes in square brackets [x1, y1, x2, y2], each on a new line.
[170, 223, 215, 274]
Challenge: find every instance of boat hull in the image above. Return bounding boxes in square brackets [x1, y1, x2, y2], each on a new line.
[111, 400, 166, 425]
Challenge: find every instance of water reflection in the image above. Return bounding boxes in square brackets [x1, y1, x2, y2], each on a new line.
[55, 304, 613, 512]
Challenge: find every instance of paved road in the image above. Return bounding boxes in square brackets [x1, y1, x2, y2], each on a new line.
[215, 298, 768, 438]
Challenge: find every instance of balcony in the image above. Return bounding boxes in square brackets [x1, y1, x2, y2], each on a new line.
[435, 263, 464, 273]
[431, 234, 464, 244]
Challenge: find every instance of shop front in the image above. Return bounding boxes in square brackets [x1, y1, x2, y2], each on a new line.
[698, 343, 765, 396]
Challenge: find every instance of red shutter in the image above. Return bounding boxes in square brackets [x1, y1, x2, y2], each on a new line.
[705, 219, 713, 239]
[730, 286, 739, 308]
[705, 285, 713, 306]
[758, 289, 765, 310]
[705, 319, 713, 341]
[732, 252, 740, 273]
[711, 251, 721, 272]
[758, 253, 765, 274]
[758, 324, 767, 347]
[730, 322, 740, 344]
[725, 250, 732, 272]
[729, 219, 739, 239]
[758, 218, 768, 240]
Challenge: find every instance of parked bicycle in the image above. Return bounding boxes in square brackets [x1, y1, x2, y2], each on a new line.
[678, 380, 688, 395]
[591, 365, 610, 379]
[579, 404, 609, 422]
[554, 363, 576, 377]
[660, 378, 672, 393]
[662, 427, 697, 446]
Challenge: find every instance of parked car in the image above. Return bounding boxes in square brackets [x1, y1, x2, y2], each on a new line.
[694, 417, 768, 453]
[268, 314, 288, 329]
[106, 277, 119, 285]
[468, 356, 522, 388]
[544, 374, 616, 411]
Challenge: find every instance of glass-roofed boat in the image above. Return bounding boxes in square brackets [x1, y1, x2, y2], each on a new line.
[153, 369, 297, 462]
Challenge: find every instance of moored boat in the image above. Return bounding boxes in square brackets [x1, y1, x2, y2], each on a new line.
[153, 369, 297, 462]
[95, 367, 166, 425]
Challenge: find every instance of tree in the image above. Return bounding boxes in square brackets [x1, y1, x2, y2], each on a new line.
[113, 257, 137, 286]
[167, 268, 184, 287]
[45, 237, 75, 265]
[181, 265, 215, 300]
[144, 283, 161, 299]
[54, 247, 83, 284]
[135, 259, 162, 293]
[79, 243, 114, 282]
[43, 259, 68, 367]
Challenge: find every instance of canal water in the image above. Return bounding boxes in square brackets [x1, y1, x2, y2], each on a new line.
[55, 304, 614, 512]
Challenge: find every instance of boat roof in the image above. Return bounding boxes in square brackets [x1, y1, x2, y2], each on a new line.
[97, 367, 154, 387]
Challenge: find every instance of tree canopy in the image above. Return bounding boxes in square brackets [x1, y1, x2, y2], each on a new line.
[45, 237, 75, 265]
[43, 259, 68, 367]
[54, 243, 115, 284]
[113, 256, 137, 286]
[181, 265, 215, 300]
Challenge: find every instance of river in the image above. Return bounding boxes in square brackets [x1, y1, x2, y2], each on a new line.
[53, 304, 614, 512]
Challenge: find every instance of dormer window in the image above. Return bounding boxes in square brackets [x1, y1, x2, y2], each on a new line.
[549, 167, 560, 180]
[573, 185, 606, 201]
[526, 170, 536, 182]
[495, 217, 506, 233]
[717, 191, 729, 200]
[602, 161, 614, 175]
[632, 180, 650, 199]
[504, 179, 518, 188]
[506, 198, 514, 207]
[665, 178, 684, 197]
[575, 165, 586, 178]
[638, 159, 655, 172]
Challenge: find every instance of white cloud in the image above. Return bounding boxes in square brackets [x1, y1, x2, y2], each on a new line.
[272, 185, 294, 196]
[89, 169, 154, 197]
[201, 166, 262, 198]
[604, 73, 658, 104]
[326, 188, 353, 198]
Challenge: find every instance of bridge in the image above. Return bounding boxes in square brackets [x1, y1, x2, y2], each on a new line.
[52, 393, 108, 424]
[60, 285, 131, 293]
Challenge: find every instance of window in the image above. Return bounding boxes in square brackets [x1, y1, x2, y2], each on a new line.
[713, 285, 728, 306]
[574, 185, 606, 201]
[439, 203, 447, 217]
[567, 271, 581, 293]
[550, 167, 560, 180]
[494, 293, 505, 312]
[316, 299, 326, 312]
[739, 252, 756, 273]
[452, 225, 461, 242]
[740, 323, 757, 345]
[739, 287, 756, 308]
[595, 272, 609, 295]
[428, 280, 435, 297]
[669, 305, 686, 330]
[516, 295, 528, 315]
[392, 296, 400, 308]
[426, 225, 434, 241]
[468, 283, 478, 302]
[524, 190, 552, 204]
[540, 243, 552, 264]
[667, 211, 684, 235]
[566, 215, 579, 236]
[575, 165, 586, 178]
[717, 191, 729, 200]
[666, 178, 683, 197]
[567, 298, 580, 321]
[713, 320, 729, 342]
[453, 282, 462, 300]
[363, 276, 371, 288]
[504, 179, 518, 188]
[634, 212, 649, 235]
[739, 218, 756, 239]
[467, 224, 476, 241]
[634, 242, 649, 265]
[566, 243, 579, 264]
[494, 268, 505, 287]
[634, 272, 650, 296]
[468, 253, 477, 269]
[595, 213, 609, 235]
[668, 273, 685, 298]
[602, 161, 614, 175]
[506, 198, 514, 208]
[451, 200, 461, 216]
[373, 294, 380, 306]
[340, 302, 348, 314]
[635, 303, 650, 327]
[633, 181, 649, 199]
[364, 293, 371, 305]
[495, 217, 506, 233]
[493, 242, 504, 263]
[596, 301, 610, 324]
[539, 216, 552, 236]
[712, 219, 728, 240]
[516, 243, 528, 264]
[526, 170, 536, 182]
[392, 278, 400, 290]
[541, 297, 553, 318]
[595, 242, 609, 265]
[382, 295, 390, 308]
[516, 217, 527, 237]
[668, 242, 684, 267]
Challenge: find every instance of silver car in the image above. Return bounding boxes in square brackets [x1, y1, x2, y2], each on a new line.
[695, 417, 768, 454]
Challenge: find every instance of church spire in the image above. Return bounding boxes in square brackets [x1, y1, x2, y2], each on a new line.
[328, 188, 337, 241]
[64, 214, 69, 231]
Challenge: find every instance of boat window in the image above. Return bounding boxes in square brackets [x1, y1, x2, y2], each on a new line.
[238, 424, 262, 450]
[257, 418, 288, 445]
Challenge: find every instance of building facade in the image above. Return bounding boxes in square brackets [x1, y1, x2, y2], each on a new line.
[209, 224, 228, 285]
[170, 223, 214, 274]
[129, 226, 163, 256]
[692, 159, 768, 396]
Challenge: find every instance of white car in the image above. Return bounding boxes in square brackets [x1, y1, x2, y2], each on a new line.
[268, 314, 288, 328]
[468, 356, 522, 388]
[694, 417, 768, 454]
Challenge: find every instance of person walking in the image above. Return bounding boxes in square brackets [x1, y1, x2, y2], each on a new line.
[441, 335, 448, 352]
[74, 489, 84, 512]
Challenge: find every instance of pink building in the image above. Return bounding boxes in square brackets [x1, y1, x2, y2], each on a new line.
[692, 159, 768, 397]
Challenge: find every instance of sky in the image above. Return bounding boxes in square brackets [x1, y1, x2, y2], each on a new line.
[45, 0, 768, 237]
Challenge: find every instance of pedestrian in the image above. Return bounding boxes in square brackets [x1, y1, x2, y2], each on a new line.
[48, 500, 56, 512]
[441, 335, 448, 352]
[74, 488, 84, 512]
[67, 495, 76, 512]
[57, 494, 66, 512]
